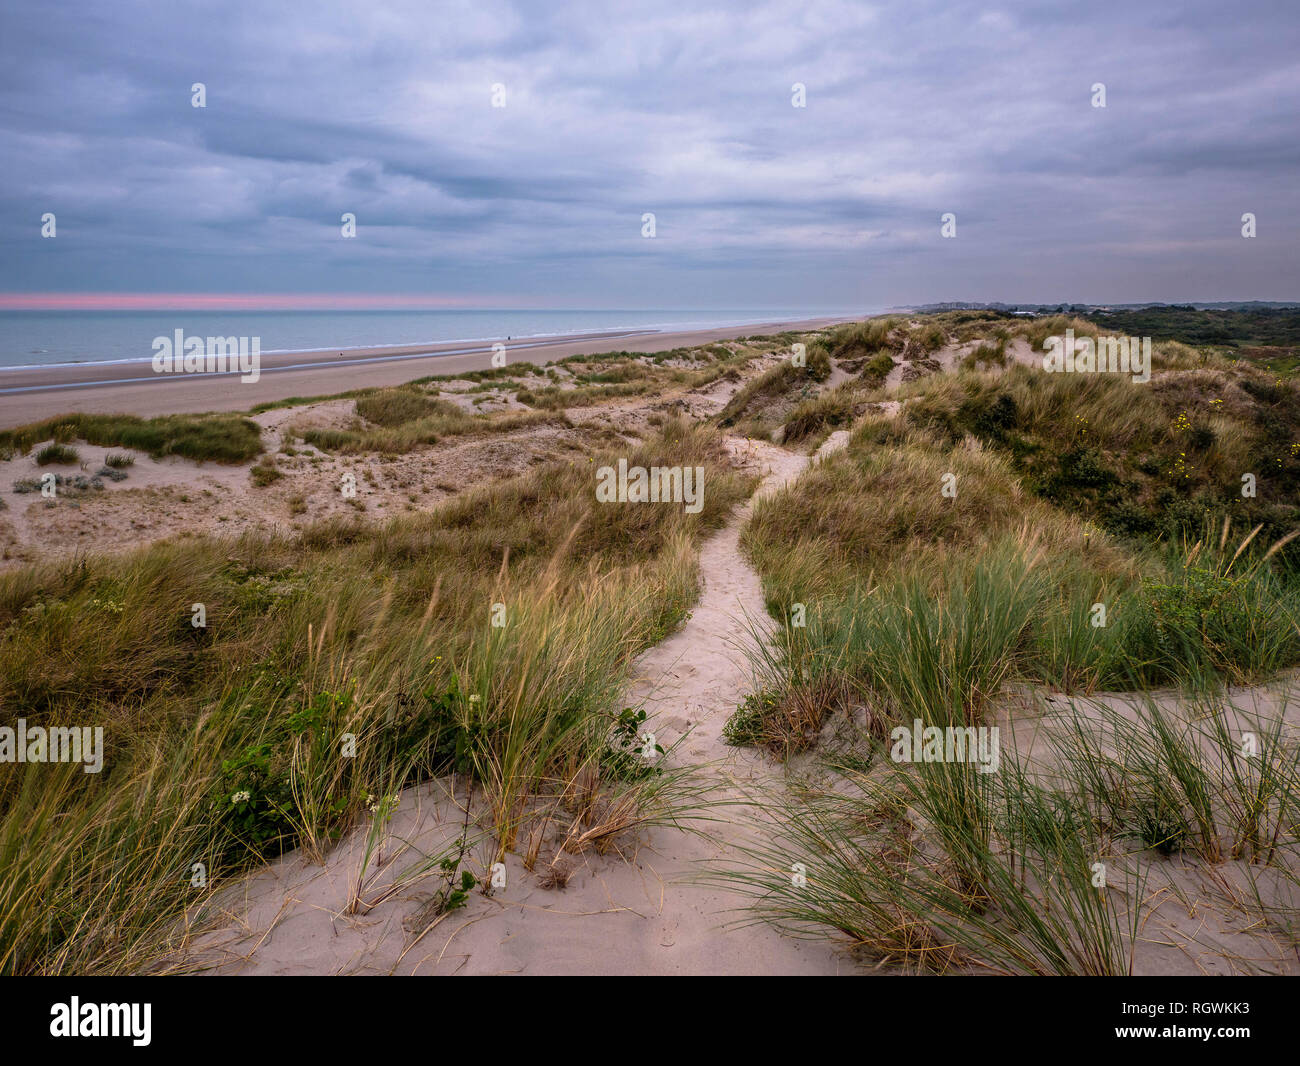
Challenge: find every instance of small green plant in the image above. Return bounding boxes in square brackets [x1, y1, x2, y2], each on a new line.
[723, 692, 772, 747]
[601, 707, 663, 781]
[216, 690, 355, 860]
[218, 743, 296, 857]
[435, 861, 477, 913]
[423, 774, 479, 920]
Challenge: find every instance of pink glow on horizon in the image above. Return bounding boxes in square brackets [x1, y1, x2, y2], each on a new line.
[0, 293, 498, 311]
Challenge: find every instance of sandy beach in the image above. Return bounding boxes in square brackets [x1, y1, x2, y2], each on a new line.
[0, 316, 855, 424]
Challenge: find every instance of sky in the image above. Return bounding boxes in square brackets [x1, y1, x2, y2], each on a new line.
[0, 0, 1297, 309]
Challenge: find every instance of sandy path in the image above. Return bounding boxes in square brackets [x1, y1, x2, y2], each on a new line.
[181, 437, 850, 976]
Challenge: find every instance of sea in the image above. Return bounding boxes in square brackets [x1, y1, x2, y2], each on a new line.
[0, 308, 866, 370]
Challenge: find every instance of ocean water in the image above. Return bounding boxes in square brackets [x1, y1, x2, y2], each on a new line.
[0, 309, 862, 369]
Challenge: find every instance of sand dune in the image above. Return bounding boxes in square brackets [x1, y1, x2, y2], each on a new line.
[179, 437, 850, 975]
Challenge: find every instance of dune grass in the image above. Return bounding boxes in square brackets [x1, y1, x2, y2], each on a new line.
[34, 443, 79, 465]
[716, 351, 831, 430]
[738, 480, 1299, 752]
[780, 384, 864, 445]
[354, 389, 461, 427]
[716, 334, 1300, 972]
[741, 355, 1300, 720]
[0, 417, 749, 974]
[517, 381, 651, 410]
[714, 739, 1145, 974]
[718, 687, 1300, 974]
[0, 413, 262, 463]
[294, 402, 566, 454]
[824, 317, 898, 357]
[898, 359, 1300, 551]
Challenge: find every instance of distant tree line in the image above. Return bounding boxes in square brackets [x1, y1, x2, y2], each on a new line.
[1083, 306, 1300, 348]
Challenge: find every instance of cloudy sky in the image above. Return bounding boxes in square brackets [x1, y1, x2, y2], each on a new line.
[0, 0, 1296, 309]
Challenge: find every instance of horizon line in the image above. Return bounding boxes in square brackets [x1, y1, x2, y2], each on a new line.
[0, 293, 510, 312]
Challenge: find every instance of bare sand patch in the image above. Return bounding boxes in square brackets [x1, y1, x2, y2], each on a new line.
[0, 409, 601, 568]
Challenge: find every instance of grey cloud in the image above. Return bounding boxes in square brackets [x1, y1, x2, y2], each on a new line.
[0, 0, 1295, 306]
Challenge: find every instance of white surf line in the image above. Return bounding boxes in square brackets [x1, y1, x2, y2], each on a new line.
[0, 331, 662, 395]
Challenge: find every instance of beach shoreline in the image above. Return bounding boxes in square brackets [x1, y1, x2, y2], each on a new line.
[0, 315, 858, 423]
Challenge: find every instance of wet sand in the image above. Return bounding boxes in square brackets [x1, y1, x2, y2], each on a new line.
[0, 316, 855, 423]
